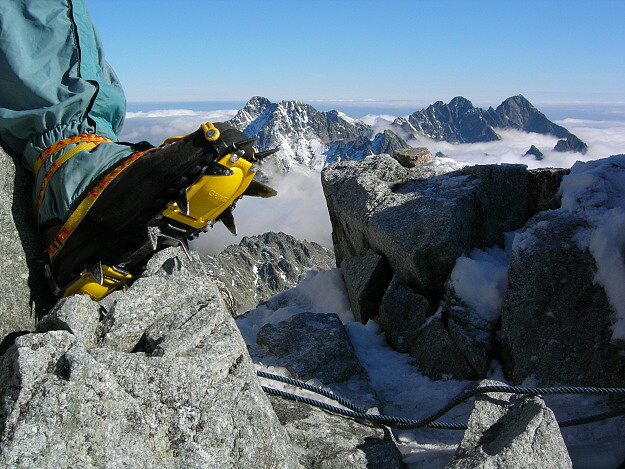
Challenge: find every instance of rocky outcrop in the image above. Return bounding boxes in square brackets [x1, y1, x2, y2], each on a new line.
[446, 380, 572, 468]
[203, 231, 335, 312]
[525, 144, 544, 160]
[0, 248, 301, 468]
[321, 154, 625, 388]
[554, 133, 589, 154]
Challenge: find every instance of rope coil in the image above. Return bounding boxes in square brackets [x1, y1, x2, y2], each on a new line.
[257, 370, 625, 430]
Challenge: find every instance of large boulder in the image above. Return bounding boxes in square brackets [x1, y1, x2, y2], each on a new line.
[501, 212, 625, 387]
[392, 147, 432, 168]
[257, 312, 365, 384]
[322, 156, 527, 297]
[0, 248, 301, 468]
[446, 380, 572, 468]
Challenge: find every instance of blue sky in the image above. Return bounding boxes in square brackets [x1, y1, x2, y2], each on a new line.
[87, 0, 624, 108]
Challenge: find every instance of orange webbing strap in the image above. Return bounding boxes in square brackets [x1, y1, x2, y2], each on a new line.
[35, 135, 113, 221]
[47, 148, 153, 259]
[34, 135, 112, 179]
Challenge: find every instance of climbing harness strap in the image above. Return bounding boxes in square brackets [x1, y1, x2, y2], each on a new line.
[258, 371, 625, 430]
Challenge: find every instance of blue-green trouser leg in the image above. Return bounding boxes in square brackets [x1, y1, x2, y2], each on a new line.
[0, 0, 136, 228]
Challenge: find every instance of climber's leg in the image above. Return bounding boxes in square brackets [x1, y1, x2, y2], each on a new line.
[0, 0, 132, 227]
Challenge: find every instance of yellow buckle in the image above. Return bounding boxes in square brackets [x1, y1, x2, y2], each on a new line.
[163, 121, 221, 145]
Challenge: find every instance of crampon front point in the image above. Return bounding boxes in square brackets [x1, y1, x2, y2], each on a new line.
[44, 121, 278, 301]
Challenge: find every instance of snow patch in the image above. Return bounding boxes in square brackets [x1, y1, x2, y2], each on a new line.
[450, 234, 514, 323]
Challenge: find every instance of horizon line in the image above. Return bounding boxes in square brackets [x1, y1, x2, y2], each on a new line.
[126, 97, 625, 108]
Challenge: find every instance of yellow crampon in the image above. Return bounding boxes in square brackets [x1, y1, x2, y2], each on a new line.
[161, 152, 256, 230]
[57, 121, 277, 301]
[63, 263, 133, 301]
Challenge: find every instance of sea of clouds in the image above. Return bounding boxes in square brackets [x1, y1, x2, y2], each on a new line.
[119, 104, 625, 254]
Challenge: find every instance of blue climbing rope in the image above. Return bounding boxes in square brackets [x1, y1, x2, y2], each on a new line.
[257, 370, 625, 431]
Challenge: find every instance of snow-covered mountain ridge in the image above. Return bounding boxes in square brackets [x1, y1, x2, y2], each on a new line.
[228, 95, 587, 172]
[228, 96, 410, 171]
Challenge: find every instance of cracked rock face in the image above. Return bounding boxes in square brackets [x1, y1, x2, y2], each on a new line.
[0, 248, 300, 469]
[322, 154, 624, 389]
[0, 146, 55, 348]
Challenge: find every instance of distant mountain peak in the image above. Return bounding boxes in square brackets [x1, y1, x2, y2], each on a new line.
[228, 97, 410, 171]
[394, 95, 576, 144]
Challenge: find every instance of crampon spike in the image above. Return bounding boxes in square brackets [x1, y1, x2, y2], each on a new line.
[217, 208, 237, 235]
[254, 148, 279, 160]
[243, 180, 278, 198]
[175, 192, 190, 216]
[230, 137, 258, 152]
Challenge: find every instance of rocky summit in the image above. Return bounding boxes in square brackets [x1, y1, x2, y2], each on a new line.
[2, 138, 624, 468]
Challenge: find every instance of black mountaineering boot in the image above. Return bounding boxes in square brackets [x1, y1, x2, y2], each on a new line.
[44, 122, 277, 300]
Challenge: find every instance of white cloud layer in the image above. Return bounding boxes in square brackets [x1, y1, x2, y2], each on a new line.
[119, 109, 238, 145]
[119, 109, 625, 256]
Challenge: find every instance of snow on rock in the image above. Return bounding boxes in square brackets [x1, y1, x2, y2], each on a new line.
[449, 236, 513, 324]
[558, 154, 625, 342]
[501, 155, 625, 387]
